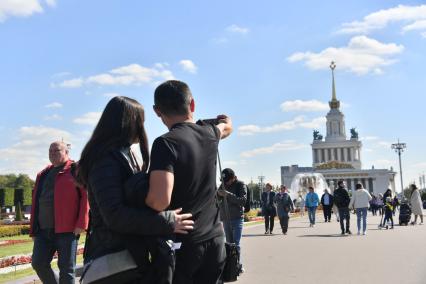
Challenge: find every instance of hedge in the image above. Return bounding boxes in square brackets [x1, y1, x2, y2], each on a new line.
[0, 225, 30, 237]
[14, 188, 32, 206]
[0, 188, 14, 207]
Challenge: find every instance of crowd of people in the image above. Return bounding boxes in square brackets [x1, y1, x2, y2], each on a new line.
[259, 181, 424, 237]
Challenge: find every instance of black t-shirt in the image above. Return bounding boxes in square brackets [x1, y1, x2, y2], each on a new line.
[149, 121, 223, 243]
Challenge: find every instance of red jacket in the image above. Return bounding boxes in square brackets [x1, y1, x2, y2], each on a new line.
[30, 160, 89, 236]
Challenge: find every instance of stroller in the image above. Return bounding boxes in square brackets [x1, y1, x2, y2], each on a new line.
[398, 203, 411, 226]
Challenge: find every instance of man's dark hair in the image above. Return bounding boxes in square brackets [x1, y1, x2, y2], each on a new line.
[337, 180, 345, 187]
[355, 183, 363, 190]
[154, 80, 192, 116]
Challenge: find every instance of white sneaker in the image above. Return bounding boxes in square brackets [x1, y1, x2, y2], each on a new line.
[357, 231, 360, 235]
[362, 231, 367, 235]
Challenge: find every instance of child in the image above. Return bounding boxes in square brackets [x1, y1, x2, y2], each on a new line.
[382, 197, 394, 229]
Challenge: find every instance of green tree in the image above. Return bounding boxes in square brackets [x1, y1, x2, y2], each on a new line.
[247, 182, 261, 202]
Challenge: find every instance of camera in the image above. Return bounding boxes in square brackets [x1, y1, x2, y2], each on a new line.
[202, 118, 220, 125]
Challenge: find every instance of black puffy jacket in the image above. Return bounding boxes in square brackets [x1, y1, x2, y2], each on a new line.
[333, 187, 350, 209]
[84, 147, 175, 264]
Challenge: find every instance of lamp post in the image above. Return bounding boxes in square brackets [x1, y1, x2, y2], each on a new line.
[391, 139, 406, 199]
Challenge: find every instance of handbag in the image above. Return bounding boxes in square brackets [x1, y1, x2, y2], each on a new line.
[80, 250, 140, 284]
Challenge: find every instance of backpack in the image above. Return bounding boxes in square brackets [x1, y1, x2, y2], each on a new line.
[244, 185, 251, 213]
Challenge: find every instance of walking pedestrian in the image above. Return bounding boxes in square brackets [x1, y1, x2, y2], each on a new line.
[305, 187, 319, 227]
[409, 184, 424, 225]
[349, 183, 372, 235]
[261, 183, 277, 234]
[334, 180, 352, 235]
[321, 189, 334, 222]
[274, 186, 294, 235]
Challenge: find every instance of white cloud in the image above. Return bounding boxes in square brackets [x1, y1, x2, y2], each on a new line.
[422, 32, 426, 38]
[410, 162, 426, 168]
[54, 64, 175, 88]
[338, 4, 426, 36]
[287, 36, 404, 75]
[45, 102, 63, 108]
[281, 100, 329, 112]
[179, 60, 198, 74]
[238, 116, 326, 136]
[52, 78, 84, 88]
[0, 126, 73, 177]
[240, 141, 307, 158]
[402, 19, 426, 32]
[226, 24, 250, 34]
[0, 0, 43, 22]
[43, 114, 62, 121]
[73, 112, 102, 126]
[103, 92, 120, 98]
[45, 0, 56, 7]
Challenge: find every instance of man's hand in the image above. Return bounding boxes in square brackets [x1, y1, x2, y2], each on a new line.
[173, 208, 194, 234]
[73, 227, 85, 236]
[216, 114, 232, 139]
[217, 189, 228, 197]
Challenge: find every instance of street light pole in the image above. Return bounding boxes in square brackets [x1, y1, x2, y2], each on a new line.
[391, 139, 406, 199]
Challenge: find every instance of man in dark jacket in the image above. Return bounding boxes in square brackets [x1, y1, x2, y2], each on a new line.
[218, 168, 247, 273]
[261, 183, 277, 234]
[321, 189, 334, 222]
[333, 180, 352, 235]
[30, 141, 89, 284]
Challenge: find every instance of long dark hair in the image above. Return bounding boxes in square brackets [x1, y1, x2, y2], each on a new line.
[77, 96, 149, 186]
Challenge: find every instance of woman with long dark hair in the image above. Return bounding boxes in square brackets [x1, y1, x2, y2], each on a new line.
[77, 96, 193, 283]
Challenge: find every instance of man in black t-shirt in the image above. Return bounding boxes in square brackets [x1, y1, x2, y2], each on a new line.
[146, 80, 233, 284]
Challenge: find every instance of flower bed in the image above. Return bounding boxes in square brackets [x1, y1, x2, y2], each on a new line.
[0, 248, 84, 269]
[0, 239, 31, 247]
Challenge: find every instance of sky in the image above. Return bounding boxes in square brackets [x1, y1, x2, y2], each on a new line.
[1, 0, 426, 192]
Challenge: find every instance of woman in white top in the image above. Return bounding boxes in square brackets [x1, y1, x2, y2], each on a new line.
[349, 183, 372, 235]
[410, 184, 424, 225]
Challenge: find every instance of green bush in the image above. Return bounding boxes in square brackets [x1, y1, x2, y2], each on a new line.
[421, 191, 426, 201]
[0, 188, 14, 207]
[0, 225, 30, 237]
[14, 188, 32, 206]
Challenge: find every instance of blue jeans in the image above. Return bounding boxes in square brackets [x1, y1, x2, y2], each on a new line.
[307, 207, 317, 225]
[223, 218, 243, 263]
[356, 207, 368, 233]
[32, 229, 78, 284]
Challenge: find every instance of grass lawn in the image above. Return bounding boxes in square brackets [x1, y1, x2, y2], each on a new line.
[0, 255, 84, 284]
[0, 234, 86, 258]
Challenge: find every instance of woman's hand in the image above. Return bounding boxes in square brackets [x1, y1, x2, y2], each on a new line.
[173, 208, 194, 234]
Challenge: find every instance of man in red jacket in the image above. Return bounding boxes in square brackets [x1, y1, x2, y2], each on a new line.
[30, 141, 89, 284]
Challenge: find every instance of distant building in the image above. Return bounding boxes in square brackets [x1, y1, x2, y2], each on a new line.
[281, 62, 396, 195]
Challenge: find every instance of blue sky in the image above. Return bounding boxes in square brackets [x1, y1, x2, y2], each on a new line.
[1, 0, 426, 191]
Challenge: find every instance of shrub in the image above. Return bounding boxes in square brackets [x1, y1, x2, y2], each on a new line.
[15, 203, 23, 221]
[14, 187, 32, 207]
[0, 225, 30, 237]
[0, 188, 14, 207]
[244, 209, 261, 221]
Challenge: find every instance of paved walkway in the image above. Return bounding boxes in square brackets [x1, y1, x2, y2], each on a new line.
[238, 214, 426, 284]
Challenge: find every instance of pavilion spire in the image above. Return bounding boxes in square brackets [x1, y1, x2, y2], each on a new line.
[329, 61, 340, 109]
